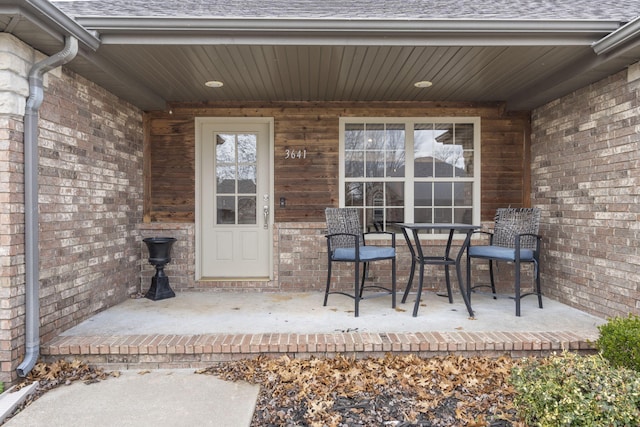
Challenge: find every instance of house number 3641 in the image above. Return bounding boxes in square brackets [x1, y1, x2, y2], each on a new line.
[284, 148, 307, 159]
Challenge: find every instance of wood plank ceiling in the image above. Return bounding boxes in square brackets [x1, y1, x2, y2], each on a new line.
[92, 44, 590, 107]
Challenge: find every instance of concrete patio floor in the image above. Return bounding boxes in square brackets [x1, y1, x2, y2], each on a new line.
[40, 290, 607, 370]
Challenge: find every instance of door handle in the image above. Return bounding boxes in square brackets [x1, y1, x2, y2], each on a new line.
[263, 205, 269, 229]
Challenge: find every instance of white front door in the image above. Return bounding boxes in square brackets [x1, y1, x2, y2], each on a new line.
[196, 118, 273, 279]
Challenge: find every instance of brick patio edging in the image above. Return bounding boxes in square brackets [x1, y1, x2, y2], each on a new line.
[40, 331, 598, 370]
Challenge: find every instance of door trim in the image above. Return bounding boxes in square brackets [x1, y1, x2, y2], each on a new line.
[194, 117, 275, 280]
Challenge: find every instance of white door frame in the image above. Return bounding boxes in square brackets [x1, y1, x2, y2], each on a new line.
[195, 117, 274, 280]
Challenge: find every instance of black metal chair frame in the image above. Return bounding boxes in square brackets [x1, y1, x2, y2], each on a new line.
[466, 207, 543, 316]
[324, 208, 396, 317]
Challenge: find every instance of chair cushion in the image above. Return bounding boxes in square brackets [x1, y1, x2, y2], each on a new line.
[468, 245, 535, 261]
[333, 246, 396, 261]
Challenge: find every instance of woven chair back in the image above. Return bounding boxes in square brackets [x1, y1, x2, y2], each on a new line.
[492, 208, 540, 249]
[325, 208, 363, 249]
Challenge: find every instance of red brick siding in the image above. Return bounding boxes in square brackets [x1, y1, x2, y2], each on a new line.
[1, 51, 145, 384]
[531, 65, 640, 319]
[35, 68, 145, 346]
[0, 115, 27, 380]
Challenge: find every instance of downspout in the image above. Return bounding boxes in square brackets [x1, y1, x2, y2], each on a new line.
[17, 36, 78, 378]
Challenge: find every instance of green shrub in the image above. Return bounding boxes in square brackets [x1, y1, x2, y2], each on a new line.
[510, 351, 640, 426]
[596, 313, 640, 372]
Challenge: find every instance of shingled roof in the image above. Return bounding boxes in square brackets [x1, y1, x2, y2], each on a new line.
[52, 0, 638, 21]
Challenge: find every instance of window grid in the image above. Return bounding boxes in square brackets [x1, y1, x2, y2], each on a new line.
[341, 118, 480, 235]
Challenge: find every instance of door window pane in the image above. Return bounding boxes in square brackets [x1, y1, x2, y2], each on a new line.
[216, 134, 235, 163]
[217, 196, 235, 224]
[216, 166, 235, 193]
[237, 134, 256, 162]
[238, 196, 256, 224]
[238, 165, 256, 193]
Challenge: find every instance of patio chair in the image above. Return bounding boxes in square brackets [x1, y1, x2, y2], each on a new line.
[324, 207, 396, 317]
[466, 207, 542, 316]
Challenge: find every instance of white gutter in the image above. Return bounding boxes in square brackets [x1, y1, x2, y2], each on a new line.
[0, 0, 100, 51]
[592, 15, 640, 54]
[17, 36, 79, 378]
[78, 17, 621, 46]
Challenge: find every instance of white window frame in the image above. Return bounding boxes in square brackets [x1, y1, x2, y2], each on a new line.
[339, 117, 481, 237]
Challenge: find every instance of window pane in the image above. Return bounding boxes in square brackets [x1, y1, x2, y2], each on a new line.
[414, 123, 435, 177]
[454, 182, 473, 206]
[237, 134, 256, 162]
[434, 182, 452, 206]
[365, 182, 384, 207]
[237, 165, 256, 193]
[365, 124, 385, 149]
[216, 134, 235, 163]
[433, 145, 455, 177]
[345, 182, 363, 206]
[365, 150, 385, 177]
[385, 182, 404, 206]
[238, 196, 256, 224]
[365, 208, 384, 231]
[345, 151, 364, 177]
[414, 156, 434, 177]
[345, 124, 364, 150]
[387, 208, 404, 224]
[414, 182, 432, 206]
[386, 124, 405, 177]
[415, 208, 432, 223]
[456, 151, 474, 177]
[216, 166, 235, 194]
[454, 208, 472, 223]
[434, 208, 452, 223]
[216, 196, 235, 224]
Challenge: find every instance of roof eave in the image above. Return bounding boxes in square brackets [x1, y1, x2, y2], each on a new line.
[0, 0, 100, 51]
[77, 17, 623, 46]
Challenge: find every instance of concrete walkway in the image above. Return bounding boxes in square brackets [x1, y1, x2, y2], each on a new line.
[2, 369, 259, 427]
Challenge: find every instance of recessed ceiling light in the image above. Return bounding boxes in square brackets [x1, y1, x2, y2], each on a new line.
[414, 80, 433, 88]
[205, 80, 224, 88]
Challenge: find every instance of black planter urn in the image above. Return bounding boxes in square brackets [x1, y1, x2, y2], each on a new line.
[143, 237, 177, 301]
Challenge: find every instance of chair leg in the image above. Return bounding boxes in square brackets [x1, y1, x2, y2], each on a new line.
[359, 262, 367, 298]
[354, 260, 360, 317]
[401, 258, 416, 303]
[515, 260, 521, 317]
[488, 260, 497, 299]
[391, 257, 397, 308]
[466, 254, 472, 302]
[412, 262, 425, 317]
[444, 265, 453, 303]
[536, 264, 543, 309]
[324, 259, 332, 306]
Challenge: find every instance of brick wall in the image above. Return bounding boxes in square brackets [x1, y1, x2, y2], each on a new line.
[531, 62, 640, 319]
[0, 34, 144, 383]
[36, 68, 144, 341]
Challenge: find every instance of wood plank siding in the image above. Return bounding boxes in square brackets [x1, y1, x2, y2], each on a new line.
[144, 102, 530, 223]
